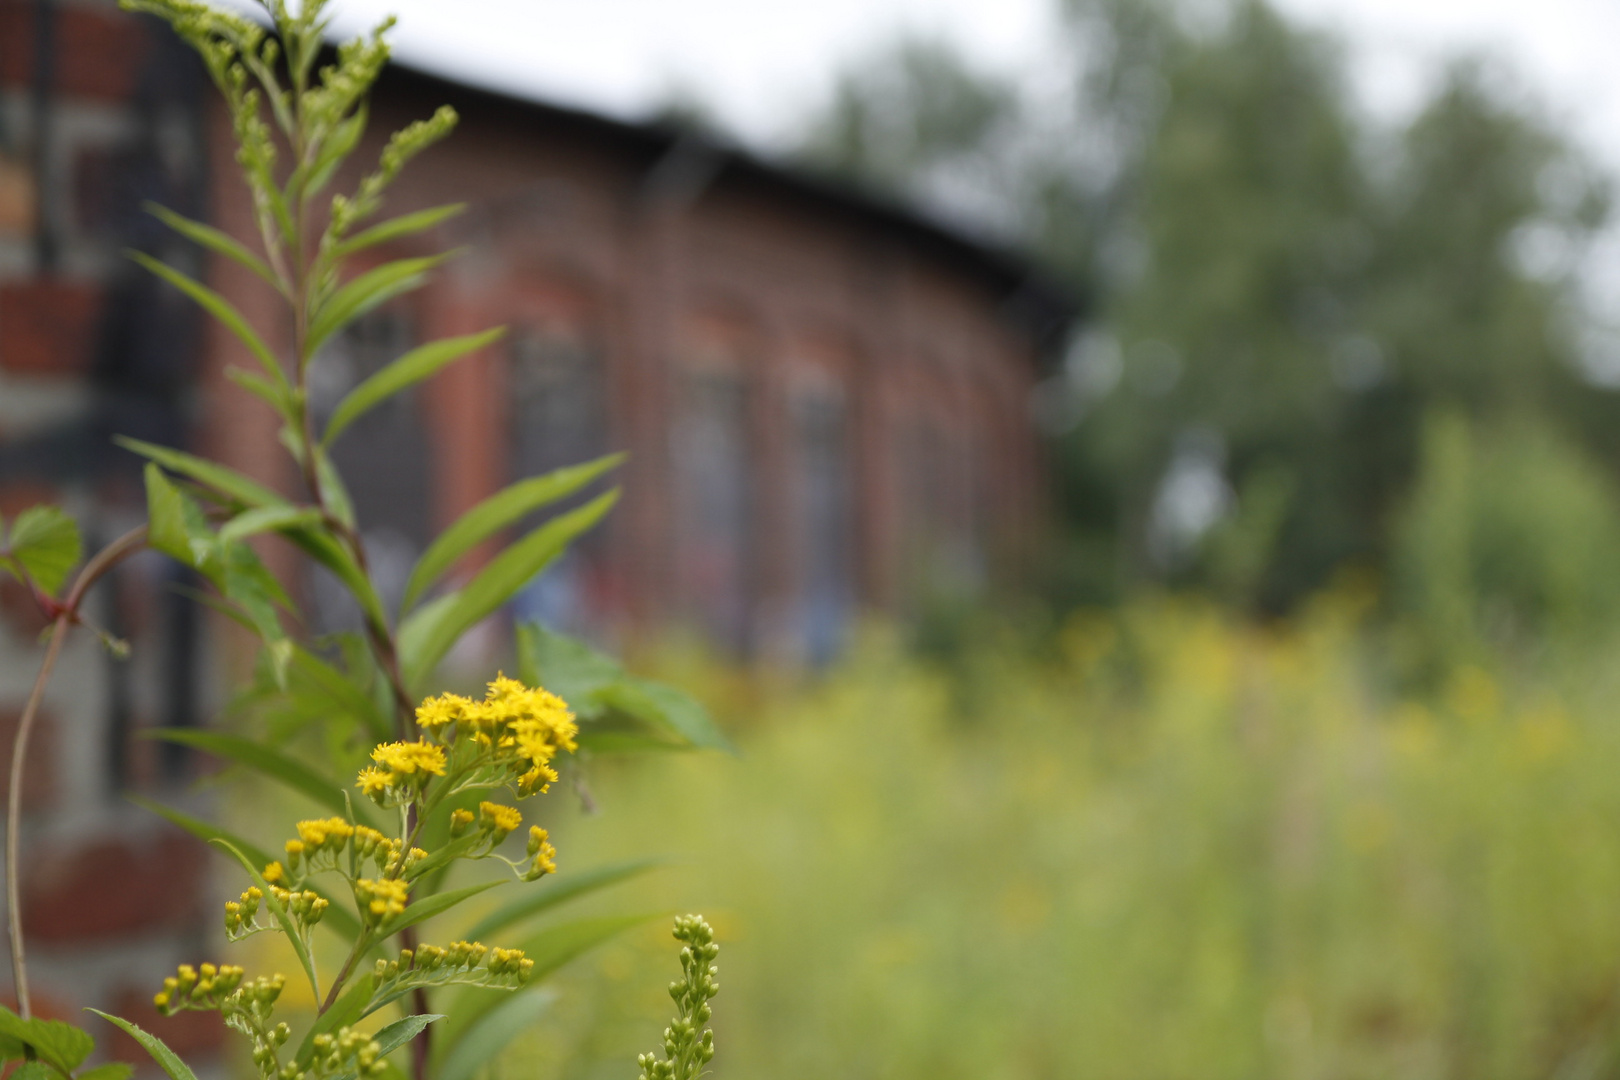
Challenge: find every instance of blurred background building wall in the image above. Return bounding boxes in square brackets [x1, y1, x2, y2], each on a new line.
[0, 0, 1073, 1034]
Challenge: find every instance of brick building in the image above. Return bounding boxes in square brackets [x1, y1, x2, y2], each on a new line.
[0, 0, 1074, 1050]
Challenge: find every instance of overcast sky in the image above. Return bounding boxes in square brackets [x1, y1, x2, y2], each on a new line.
[311, 0, 1620, 168]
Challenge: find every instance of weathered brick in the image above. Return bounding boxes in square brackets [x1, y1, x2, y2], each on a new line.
[0, 281, 100, 376]
[21, 829, 207, 944]
[0, 4, 146, 104]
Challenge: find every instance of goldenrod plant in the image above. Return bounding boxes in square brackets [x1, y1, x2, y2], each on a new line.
[0, 3, 725, 1080]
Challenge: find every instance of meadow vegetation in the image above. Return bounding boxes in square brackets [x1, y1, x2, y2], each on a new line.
[511, 591, 1620, 1080]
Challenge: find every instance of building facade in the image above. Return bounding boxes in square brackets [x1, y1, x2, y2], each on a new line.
[0, 0, 1073, 1049]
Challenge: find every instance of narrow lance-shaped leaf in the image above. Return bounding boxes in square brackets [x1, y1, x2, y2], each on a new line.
[383, 881, 503, 937]
[226, 367, 297, 424]
[5, 506, 82, 595]
[85, 1011, 197, 1080]
[144, 202, 283, 294]
[513, 621, 624, 715]
[293, 974, 377, 1066]
[401, 489, 619, 688]
[146, 729, 383, 830]
[127, 251, 288, 392]
[218, 505, 325, 548]
[331, 1015, 443, 1080]
[436, 912, 658, 1057]
[460, 857, 663, 942]
[434, 991, 555, 1080]
[118, 437, 285, 509]
[306, 254, 448, 356]
[324, 328, 505, 447]
[331, 203, 465, 260]
[404, 453, 626, 610]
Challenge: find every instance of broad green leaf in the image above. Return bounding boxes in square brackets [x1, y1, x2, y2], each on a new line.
[147, 730, 381, 829]
[434, 990, 554, 1080]
[383, 881, 503, 937]
[0, 1007, 92, 1075]
[117, 437, 284, 508]
[85, 1011, 196, 1080]
[405, 455, 626, 611]
[596, 679, 734, 753]
[6, 506, 81, 595]
[460, 858, 662, 942]
[513, 622, 623, 716]
[78, 1063, 135, 1080]
[127, 251, 286, 390]
[439, 913, 657, 1051]
[333, 204, 465, 260]
[325, 328, 505, 447]
[12, 1060, 49, 1080]
[145, 202, 281, 294]
[294, 974, 376, 1066]
[402, 490, 619, 688]
[210, 840, 321, 1002]
[306, 255, 447, 355]
[143, 464, 193, 565]
[219, 505, 325, 548]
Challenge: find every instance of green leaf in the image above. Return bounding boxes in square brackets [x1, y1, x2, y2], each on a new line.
[210, 840, 321, 1002]
[12, 1060, 50, 1080]
[338, 1014, 443, 1080]
[434, 990, 554, 1080]
[0, 1007, 92, 1075]
[439, 913, 657, 1053]
[294, 974, 376, 1066]
[145, 202, 282, 294]
[127, 251, 287, 390]
[117, 437, 284, 509]
[146, 730, 381, 829]
[405, 455, 626, 611]
[281, 528, 390, 635]
[513, 622, 623, 716]
[397, 592, 461, 691]
[401, 490, 620, 688]
[596, 679, 734, 753]
[225, 367, 295, 422]
[305, 106, 367, 198]
[127, 795, 275, 868]
[290, 646, 393, 743]
[219, 505, 325, 548]
[333, 204, 465, 259]
[313, 447, 357, 530]
[78, 1063, 135, 1080]
[325, 328, 506, 447]
[143, 464, 194, 566]
[460, 858, 663, 942]
[384, 881, 503, 937]
[306, 255, 448, 355]
[85, 1011, 196, 1080]
[5, 506, 82, 595]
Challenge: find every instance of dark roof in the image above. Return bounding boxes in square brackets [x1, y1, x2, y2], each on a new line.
[378, 59, 1084, 359]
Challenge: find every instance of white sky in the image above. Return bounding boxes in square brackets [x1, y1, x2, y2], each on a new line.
[318, 0, 1620, 168]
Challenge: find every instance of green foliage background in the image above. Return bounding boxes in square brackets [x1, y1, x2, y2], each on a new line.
[506, 605, 1620, 1080]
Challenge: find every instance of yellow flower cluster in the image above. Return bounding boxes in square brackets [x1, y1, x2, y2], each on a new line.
[154, 962, 245, 1014]
[357, 740, 447, 804]
[478, 801, 522, 841]
[413, 674, 578, 795]
[526, 826, 557, 879]
[355, 877, 410, 923]
[225, 886, 264, 936]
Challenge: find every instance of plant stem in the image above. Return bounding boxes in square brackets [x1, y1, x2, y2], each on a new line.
[5, 525, 146, 1018]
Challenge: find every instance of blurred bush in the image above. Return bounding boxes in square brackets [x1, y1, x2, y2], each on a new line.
[500, 599, 1620, 1080]
[1392, 411, 1620, 663]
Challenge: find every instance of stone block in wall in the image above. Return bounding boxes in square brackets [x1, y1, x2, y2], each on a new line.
[0, 281, 100, 376]
[21, 828, 206, 944]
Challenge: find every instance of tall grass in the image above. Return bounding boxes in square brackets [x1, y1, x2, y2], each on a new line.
[513, 593, 1620, 1080]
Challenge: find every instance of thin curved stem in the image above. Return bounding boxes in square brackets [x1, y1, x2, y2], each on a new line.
[5, 524, 146, 1018]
